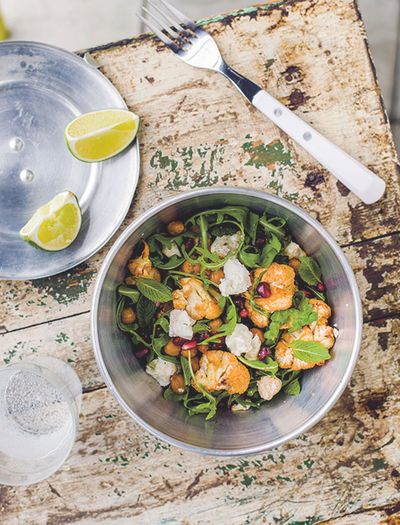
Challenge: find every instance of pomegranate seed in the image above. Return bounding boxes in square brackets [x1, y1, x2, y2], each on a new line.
[135, 348, 149, 358]
[181, 340, 197, 350]
[233, 296, 245, 309]
[316, 282, 326, 292]
[255, 237, 266, 247]
[256, 282, 271, 298]
[184, 238, 195, 251]
[172, 337, 187, 347]
[239, 309, 248, 318]
[302, 289, 312, 298]
[258, 346, 271, 360]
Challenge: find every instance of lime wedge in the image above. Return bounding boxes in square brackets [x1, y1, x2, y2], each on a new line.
[20, 191, 82, 251]
[65, 109, 139, 162]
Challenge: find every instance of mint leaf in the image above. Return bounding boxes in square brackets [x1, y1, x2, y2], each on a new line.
[118, 285, 140, 303]
[136, 278, 172, 303]
[284, 378, 301, 396]
[136, 295, 157, 329]
[291, 340, 331, 363]
[288, 297, 318, 332]
[298, 256, 322, 286]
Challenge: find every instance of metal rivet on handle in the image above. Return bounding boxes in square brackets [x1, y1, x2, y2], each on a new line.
[274, 108, 282, 117]
[303, 132, 312, 141]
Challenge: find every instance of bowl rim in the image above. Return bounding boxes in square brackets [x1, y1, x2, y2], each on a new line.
[91, 187, 363, 456]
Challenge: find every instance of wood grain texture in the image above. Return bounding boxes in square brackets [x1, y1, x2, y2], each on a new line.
[1, 318, 399, 524]
[1, 0, 399, 523]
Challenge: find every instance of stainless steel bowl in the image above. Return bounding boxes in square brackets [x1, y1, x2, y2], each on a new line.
[91, 188, 362, 456]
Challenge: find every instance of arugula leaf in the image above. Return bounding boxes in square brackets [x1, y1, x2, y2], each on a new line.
[298, 256, 322, 286]
[259, 234, 281, 267]
[291, 340, 331, 363]
[259, 215, 287, 238]
[246, 211, 260, 244]
[180, 356, 192, 386]
[187, 354, 217, 420]
[239, 245, 260, 268]
[136, 295, 157, 329]
[284, 378, 301, 396]
[151, 255, 183, 270]
[136, 278, 173, 303]
[238, 356, 278, 375]
[263, 297, 317, 344]
[118, 285, 140, 303]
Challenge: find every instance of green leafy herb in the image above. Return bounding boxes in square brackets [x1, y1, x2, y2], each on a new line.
[201, 299, 237, 344]
[259, 234, 281, 267]
[298, 256, 322, 286]
[136, 278, 173, 303]
[238, 356, 278, 375]
[210, 222, 238, 237]
[187, 354, 217, 420]
[239, 245, 260, 268]
[180, 356, 192, 386]
[116, 298, 150, 347]
[291, 340, 331, 363]
[118, 285, 140, 303]
[246, 211, 259, 244]
[136, 295, 157, 329]
[163, 386, 186, 402]
[284, 379, 301, 396]
[259, 215, 287, 238]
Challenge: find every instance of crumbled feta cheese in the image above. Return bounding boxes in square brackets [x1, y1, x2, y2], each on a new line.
[146, 358, 177, 387]
[218, 258, 251, 297]
[257, 376, 282, 400]
[284, 241, 306, 259]
[333, 327, 339, 338]
[232, 403, 250, 412]
[168, 309, 196, 339]
[226, 323, 261, 360]
[162, 241, 181, 258]
[210, 232, 241, 259]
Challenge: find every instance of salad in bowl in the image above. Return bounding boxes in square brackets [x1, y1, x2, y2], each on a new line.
[116, 205, 336, 420]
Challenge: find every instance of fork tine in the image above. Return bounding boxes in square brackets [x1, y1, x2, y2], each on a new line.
[142, 5, 191, 49]
[137, 13, 176, 48]
[157, 0, 197, 31]
[146, 0, 183, 33]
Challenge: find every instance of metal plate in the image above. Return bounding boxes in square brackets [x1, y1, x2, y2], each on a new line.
[0, 41, 140, 280]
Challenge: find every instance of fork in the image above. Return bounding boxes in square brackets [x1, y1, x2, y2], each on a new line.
[139, 0, 386, 205]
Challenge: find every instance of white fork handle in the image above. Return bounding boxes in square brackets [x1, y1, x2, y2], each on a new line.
[252, 90, 386, 204]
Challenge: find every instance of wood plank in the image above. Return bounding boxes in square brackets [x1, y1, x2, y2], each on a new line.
[1, 317, 398, 524]
[1, 232, 399, 336]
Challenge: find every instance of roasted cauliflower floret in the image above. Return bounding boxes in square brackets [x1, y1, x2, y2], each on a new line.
[128, 241, 161, 282]
[246, 263, 295, 317]
[172, 277, 222, 321]
[309, 299, 331, 327]
[275, 324, 334, 371]
[193, 350, 250, 395]
[313, 324, 335, 349]
[257, 376, 282, 400]
[244, 299, 269, 328]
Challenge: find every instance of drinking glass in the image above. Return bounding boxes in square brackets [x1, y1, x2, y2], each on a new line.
[0, 356, 82, 486]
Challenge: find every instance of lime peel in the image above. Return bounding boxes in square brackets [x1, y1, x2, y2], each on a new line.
[65, 109, 139, 162]
[20, 191, 82, 251]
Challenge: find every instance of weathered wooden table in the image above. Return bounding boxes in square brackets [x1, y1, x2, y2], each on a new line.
[1, 0, 399, 523]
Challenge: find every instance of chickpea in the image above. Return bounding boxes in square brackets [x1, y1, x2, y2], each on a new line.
[209, 318, 223, 333]
[125, 276, 135, 286]
[289, 258, 301, 271]
[181, 260, 201, 274]
[197, 344, 208, 354]
[181, 347, 197, 358]
[164, 339, 181, 357]
[209, 269, 225, 284]
[250, 327, 264, 343]
[121, 307, 136, 324]
[191, 356, 200, 373]
[167, 221, 185, 235]
[170, 373, 186, 394]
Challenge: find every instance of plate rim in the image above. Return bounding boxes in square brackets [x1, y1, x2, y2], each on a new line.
[0, 40, 140, 281]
